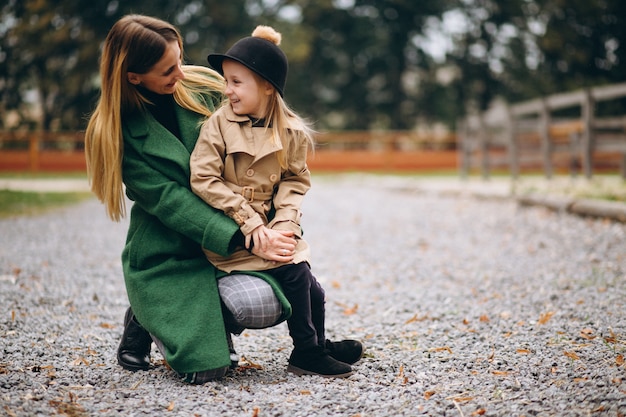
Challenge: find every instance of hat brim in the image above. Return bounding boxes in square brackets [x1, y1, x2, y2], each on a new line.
[207, 54, 227, 75]
[207, 53, 284, 97]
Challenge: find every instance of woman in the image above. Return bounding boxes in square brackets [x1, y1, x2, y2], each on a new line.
[84, 14, 297, 384]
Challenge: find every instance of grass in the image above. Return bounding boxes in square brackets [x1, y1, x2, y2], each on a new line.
[1, 171, 625, 219]
[0, 189, 93, 218]
[513, 175, 626, 202]
[0, 172, 92, 218]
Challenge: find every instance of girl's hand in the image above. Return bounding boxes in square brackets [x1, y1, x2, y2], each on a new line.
[249, 228, 297, 262]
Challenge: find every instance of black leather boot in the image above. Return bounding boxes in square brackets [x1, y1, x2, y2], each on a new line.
[117, 307, 152, 371]
[325, 339, 365, 365]
[287, 345, 353, 378]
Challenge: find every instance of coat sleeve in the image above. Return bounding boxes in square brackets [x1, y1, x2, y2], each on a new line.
[268, 132, 311, 236]
[122, 134, 241, 257]
[190, 116, 265, 236]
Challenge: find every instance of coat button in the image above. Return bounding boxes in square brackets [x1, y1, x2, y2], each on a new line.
[269, 174, 278, 182]
[246, 169, 254, 176]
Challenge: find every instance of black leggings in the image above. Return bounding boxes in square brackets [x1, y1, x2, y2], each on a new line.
[268, 262, 326, 350]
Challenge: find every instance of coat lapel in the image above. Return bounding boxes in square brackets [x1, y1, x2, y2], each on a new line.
[221, 105, 282, 162]
[125, 107, 198, 181]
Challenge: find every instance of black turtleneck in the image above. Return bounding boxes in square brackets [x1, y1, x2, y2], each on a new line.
[137, 86, 181, 139]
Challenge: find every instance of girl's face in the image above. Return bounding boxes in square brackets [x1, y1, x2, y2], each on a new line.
[222, 59, 273, 119]
[127, 41, 185, 95]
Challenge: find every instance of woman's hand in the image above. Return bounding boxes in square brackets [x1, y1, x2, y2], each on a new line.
[249, 227, 297, 262]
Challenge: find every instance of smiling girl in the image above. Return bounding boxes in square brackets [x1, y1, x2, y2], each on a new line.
[190, 26, 364, 378]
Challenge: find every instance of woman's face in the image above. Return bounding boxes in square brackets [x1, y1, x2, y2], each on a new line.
[127, 41, 185, 95]
[222, 59, 273, 119]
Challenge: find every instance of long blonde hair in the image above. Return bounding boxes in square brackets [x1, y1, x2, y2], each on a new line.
[85, 15, 224, 221]
[263, 92, 315, 169]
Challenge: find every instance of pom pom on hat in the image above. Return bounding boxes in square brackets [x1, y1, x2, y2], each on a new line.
[207, 25, 288, 97]
[251, 25, 282, 45]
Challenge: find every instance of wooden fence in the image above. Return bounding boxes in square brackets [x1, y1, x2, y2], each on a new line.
[0, 130, 458, 173]
[458, 82, 626, 179]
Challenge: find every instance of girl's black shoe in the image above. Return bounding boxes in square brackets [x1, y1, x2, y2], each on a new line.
[287, 346, 353, 378]
[325, 339, 365, 365]
[117, 307, 152, 371]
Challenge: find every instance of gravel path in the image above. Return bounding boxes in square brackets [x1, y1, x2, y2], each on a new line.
[1, 174, 625, 417]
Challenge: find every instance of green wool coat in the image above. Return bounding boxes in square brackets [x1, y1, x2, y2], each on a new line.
[120, 94, 291, 374]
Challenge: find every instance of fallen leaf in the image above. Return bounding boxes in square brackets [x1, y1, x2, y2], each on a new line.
[72, 357, 89, 366]
[492, 370, 509, 376]
[100, 323, 115, 329]
[616, 354, 624, 366]
[430, 346, 453, 354]
[343, 304, 358, 315]
[604, 328, 619, 344]
[479, 315, 489, 323]
[516, 348, 531, 354]
[471, 409, 486, 416]
[424, 390, 436, 400]
[453, 397, 474, 403]
[538, 311, 555, 325]
[300, 390, 311, 395]
[167, 401, 175, 411]
[238, 356, 263, 370]
[331, 281, 341, 289]
[405, 313, 429, 324]
[252, 407, 260, 417]
[579, 328, 596, 340]
[564, 351, 580, 360]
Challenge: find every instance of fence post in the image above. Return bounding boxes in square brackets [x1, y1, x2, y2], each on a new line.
[457, 118, 469, 178]
[478, 115, 491, 179]
[539, 99, 553, 179]
[28, 132, 40, 172]
[504, 104, 518, 179]
[580, 89, 594, 179]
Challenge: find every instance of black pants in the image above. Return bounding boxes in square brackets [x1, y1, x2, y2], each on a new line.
[268, 262, 326, 350]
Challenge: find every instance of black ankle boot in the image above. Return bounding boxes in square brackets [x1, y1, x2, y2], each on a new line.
[287, 345, 353, 378]
[325, 339, 364, 365]
[117, 307, 152, 371]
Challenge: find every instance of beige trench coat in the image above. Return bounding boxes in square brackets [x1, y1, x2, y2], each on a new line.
[190, 105, 311, 273]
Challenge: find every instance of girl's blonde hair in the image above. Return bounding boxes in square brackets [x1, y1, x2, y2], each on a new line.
[84, 15, 224, 221]
[263, 91, 315, 169]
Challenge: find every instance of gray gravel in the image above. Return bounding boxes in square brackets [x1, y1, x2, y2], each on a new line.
[1, 173, 625, 417]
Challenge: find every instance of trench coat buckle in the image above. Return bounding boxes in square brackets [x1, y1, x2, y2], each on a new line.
[241, 186, 255, 202]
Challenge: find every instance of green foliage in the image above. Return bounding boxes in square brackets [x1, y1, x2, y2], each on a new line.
[0, 0, 624, 132]
[0, 189, 92, 218]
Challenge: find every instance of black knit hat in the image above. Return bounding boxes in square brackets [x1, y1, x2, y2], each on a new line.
[208, 26, 288, 97]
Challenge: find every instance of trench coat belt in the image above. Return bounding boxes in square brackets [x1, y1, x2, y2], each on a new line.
[226, 183, 274, 203]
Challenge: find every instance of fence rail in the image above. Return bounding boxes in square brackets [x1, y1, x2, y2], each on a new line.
[0, 130, 458, 173]
[458, 82, 626, 179]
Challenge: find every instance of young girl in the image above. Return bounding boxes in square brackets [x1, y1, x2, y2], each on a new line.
[190, 26, 364, 378]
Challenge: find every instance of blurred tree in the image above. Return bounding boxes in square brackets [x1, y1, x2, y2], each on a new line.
[534, 0, 626, 91]
[273, 0, 454, 130]
[0, 0, 624, 133]
[0, 0, 256, 131]
[0, 0, 114, 130]
[442, 0, 626, 117]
